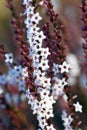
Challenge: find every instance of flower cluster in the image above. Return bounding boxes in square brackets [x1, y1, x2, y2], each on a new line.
[52, 60, 83, 129]
[52, 61, 70, 100]
[0, 53, 28, 91]
[61, 110, 73, 130]
[61, 101, 82, 130]
[23, 0, 83, 129]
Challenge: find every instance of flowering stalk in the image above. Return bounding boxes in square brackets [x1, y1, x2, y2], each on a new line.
[6, 0, 36, 92]
[23, 0, 57, 129]
[80, 0, 87, 76]
[38, 1, 83, 129]
[0, 45, 6, 60]
[40, 1, 84, 129]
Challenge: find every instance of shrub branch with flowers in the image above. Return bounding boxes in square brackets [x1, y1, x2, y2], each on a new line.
[0, 0, 87, 130]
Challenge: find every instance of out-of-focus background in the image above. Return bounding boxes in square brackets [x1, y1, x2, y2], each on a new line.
[0, 0, 87, 130]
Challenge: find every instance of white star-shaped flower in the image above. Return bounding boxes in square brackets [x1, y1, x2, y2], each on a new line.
[5, 53, 13, 64]
[45, 109, 54, 119]
[40, 47, 50, 59]
[52, 83, 64, 99]
[32, 43, 42, 52]
[31, 12, 42, 24]
[38, 89, 50, 99]
[40, 95, 55, 109]
[57, 78, 68, 89]
[24, 17, 32, 28]
[28, 36, 36, 45]
[32, 55, 40, 67]
[27, 25, 40, 37]
[35, 31, 46, 43]
[14, 65, 22, 77]
[37, 108, 46, 119]
[40, 77, 51, 88]
[52, 63, 59, 75]
[38, 59, 49, 71]
[73, 102, 82, 113]
[23, 0, 32, 5]
[35, 76, 50, 88]
[25, 6, 34, 15]
[31, 99, 40, 114]
[59, 61, 71, 73]
[33, 69, 46, 77]
[46, 124, 56, 130]
[38, 117, 48, 129]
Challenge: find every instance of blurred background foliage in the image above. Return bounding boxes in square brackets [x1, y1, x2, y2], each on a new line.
[0, 0, 87, 130]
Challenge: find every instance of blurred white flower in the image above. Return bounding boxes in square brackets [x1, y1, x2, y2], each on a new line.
[66, 54, 80, 77]
[66, 54, 80, 86]
[51, 0, 61, 12]
[0, 87, 3, 95]
[0, 74, 7, 85]
[79, 74, 87, 88]
[68, 76, 76, 86]
[80, 37, 86, 45]
[63, 94, 68, 102]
